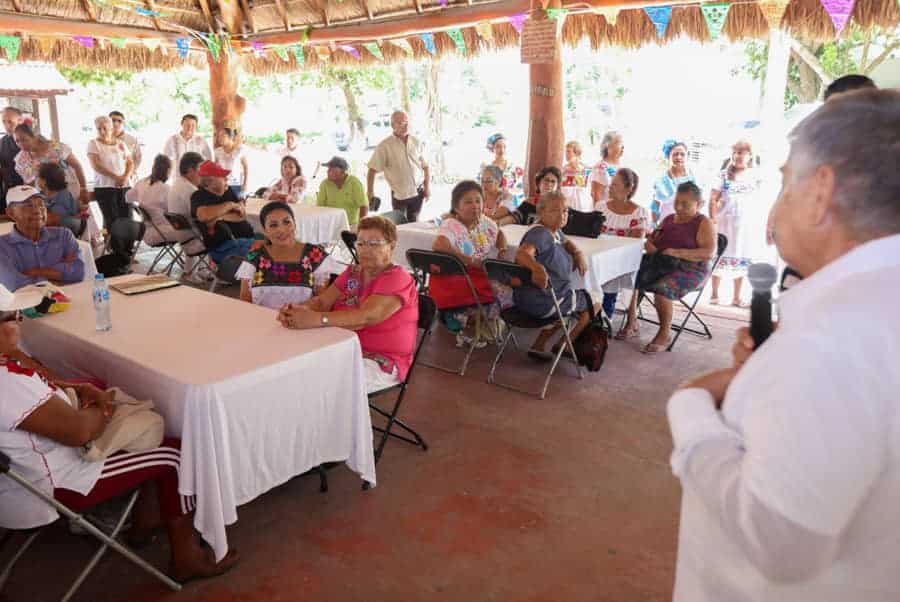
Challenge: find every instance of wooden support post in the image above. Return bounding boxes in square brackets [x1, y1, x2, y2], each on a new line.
[30, 98, 40, 136]
[48, 95, 60, 142]
[206, 49, 246, 147]
[524, 3, 564, 198]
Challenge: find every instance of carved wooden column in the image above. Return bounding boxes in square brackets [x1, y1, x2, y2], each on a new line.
[206, 48, 246, 145]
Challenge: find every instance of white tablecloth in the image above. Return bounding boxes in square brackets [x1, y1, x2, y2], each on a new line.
[0, 221, 98, 281]
[244, 198, 349, 244]
[394, 222, 644, 293]
[20, 275, 375, 562]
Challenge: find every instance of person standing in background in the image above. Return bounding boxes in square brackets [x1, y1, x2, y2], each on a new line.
[278, 128, 301, 158]
[109, 110, 141, 184]
[86, 115, 133, 227]
[367, 111, 430, 222]
[214, 128, 249, 200]
[0, 107, 24, 212]
[590, 131, 624, 207]
[162, 114, 212, 168]
[560, 140, 592, 212]
[651, 140, 697, 228]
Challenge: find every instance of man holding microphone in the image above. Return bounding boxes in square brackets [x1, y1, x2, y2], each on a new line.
[667, 88, 900, 601]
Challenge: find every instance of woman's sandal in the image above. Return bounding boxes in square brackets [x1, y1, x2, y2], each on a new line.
[708, 297, 720, 306]
[641, 340, 671, 354]
[614, 325, 640, 341]
[527, 348, 553, 363]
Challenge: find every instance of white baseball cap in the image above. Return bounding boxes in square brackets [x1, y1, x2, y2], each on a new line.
[0, 284, 42, 312]
[6, 185, 45, 206]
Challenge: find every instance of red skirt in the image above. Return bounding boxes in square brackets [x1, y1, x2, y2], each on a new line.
[429, 268, 495, 309]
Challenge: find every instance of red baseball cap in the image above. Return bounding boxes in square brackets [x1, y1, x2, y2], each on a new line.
[197, 161, 230, 178]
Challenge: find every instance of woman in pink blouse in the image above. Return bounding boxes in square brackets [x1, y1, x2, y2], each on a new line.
[277, 215, 418, 393]
[264, 155, 306, 204]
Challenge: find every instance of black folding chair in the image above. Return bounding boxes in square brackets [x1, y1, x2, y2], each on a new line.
[341, 230, 358, 264]
[164, 212, 209, 276]
[0, 450, 181, 601]
[405, 249, 498, 377]
[163, 213, 239, 293]
[134, 205, 188, 275]
[635, 233, 728, 351]
[95, 217, 146, 277]
[483, 259, 584, 399]
[368, 293, 434, 465]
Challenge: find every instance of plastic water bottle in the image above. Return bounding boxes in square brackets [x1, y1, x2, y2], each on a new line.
[92, 274, 112, 332]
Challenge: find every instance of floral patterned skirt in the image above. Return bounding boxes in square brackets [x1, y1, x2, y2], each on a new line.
[644, 261, 708, 300]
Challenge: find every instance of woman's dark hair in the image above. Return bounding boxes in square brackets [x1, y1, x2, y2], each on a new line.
[676, 181, 702, 202]
[149, 154, 171, 186]
[824, 74, 876, 100]
[281, 155, 302, 177]
[14, 122, 35, 138]
[450, 180, 483, 215]
[259, 201, 294, 227]
[535, 166, 562, 191]
[616, 167, 640, 199]
[37, 162, 67, 192]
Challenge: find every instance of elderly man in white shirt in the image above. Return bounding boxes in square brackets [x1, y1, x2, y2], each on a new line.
[162, 114, 212, 168]
[366, 111, 430, 222]
[667, 88, 900, 601]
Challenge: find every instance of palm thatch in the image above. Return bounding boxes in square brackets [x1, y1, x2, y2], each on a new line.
[0, 0, 897, 73]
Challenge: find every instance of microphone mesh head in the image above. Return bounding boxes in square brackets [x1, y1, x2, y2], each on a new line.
[748, 262, 778, 292]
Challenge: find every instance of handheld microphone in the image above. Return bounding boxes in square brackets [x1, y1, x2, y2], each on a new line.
[748, 263, 777, 348]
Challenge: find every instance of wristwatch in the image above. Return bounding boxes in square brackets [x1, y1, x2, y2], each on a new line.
[320, 314, 329, 327]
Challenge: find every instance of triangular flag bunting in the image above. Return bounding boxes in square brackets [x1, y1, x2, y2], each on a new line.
[388, 38, 413, 55]
[759, 0, 789, 27]
[643, 6, 672, 38]
[202, 34, 221, 62]
[251, 40, 265, 57]
[274, 44, 289, 61]
[820, 0, 855, 35]
[546, 8, 568, 21]
[364, 42, 384, 60]
[419, 32, 436, 55]
[176, 37, 190, 58]
[475, 21, 494, 41]
[0, 36, 20, 62]
[337, 44, 361, 59]
[74, 35, 95, 49]
[290, 44, 304, 66]
[447, 28, 466, 54]
[110, 37, 127, 49]
[299, 27, 311, 45]
[593, 6, 620, 26]
[37, 36, 56, 55]
[509, 13, 527, 33]
[143, 38, 161, 51]
[701, 3, 731, 40]
[314, 46, 331, 61]
[439, 0, 448, 5]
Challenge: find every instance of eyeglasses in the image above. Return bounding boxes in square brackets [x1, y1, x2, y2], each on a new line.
[0, 311, 23, 324]
[356, 239, 389, 248]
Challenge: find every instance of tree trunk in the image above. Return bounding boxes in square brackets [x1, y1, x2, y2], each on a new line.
[339, 76, 366, 146]
[790, 52, 821, 102]
[525, 4, 565, 198]
[425, 59, 446, 181]
[207, 49, 246, 148]
[397, 63, 412, 116]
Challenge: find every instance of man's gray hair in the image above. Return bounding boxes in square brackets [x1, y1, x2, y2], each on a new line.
[789, 88, 900, 238]
[94, 115, 112, 128]
[537, 190, 567, 212]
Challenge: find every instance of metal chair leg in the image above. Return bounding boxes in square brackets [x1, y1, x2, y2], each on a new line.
[0, 529, 41, 591]
[487, 329, 514, 384]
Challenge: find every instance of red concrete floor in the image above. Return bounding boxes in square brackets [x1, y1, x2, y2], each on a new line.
[2, 305, 747, 602]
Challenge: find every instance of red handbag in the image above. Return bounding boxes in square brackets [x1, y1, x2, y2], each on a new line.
[428, 267, 496, 309]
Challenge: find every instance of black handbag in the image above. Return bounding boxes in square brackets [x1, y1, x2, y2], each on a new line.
[562, 209, 606, 238]
[635, 253, 689, 290]
[572, 295, 610, 372]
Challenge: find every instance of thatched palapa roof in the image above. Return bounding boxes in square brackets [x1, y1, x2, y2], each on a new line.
[0, 0, 897, 73]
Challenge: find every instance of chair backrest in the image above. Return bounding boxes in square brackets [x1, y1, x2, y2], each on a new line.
[108, 217, 145, 259]
[164, 211, 192, 232]
[405, 249, 467, 289]
[216, 255, 244, 282]
[134, 205, 169, 243]
[381, 210, 408, 226]
[715, 233, 728, 258]
[482, 258, 534, 289]
[403, 293, 437, 385]
[341, 230, 358, 264]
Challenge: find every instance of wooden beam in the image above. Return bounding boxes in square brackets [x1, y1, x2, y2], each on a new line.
[273, 0, 291, 30]
[144, 0, 163, 30]
[218, 0, 245, 34]
[413, 0, 424, 14]
[0, 11, 184, 42]
[361, 0, 375, 21]
[239, 0, 257, 33]
[48, 96, 60, 142]
[80, 0, 98, 21]
[9, 0, 22, 13]
[252, 0, 684, 44]
[196, 0, 217, 32]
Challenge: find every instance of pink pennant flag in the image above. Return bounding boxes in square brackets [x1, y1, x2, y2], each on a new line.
[251, 40, 265, 57]
[439, 0, 448, 6]
[73, 35, 95, 49]
[819, 0, 855, 35]
[509, 13, 527, 33]
[337, 44, 361, 59]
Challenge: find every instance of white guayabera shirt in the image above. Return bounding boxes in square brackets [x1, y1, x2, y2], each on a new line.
[667, 233, 900, 602]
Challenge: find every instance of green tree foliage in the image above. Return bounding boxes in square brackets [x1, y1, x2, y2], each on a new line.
[743, 26, 900, 109]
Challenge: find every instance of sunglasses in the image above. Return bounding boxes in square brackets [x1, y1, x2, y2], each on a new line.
[0, 311, 23, 324]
